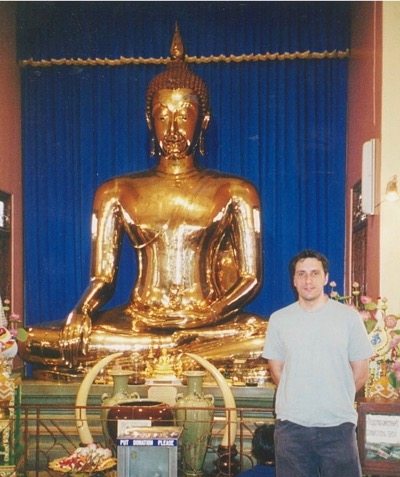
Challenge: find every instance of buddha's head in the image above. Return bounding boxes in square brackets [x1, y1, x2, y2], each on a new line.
[145, 25, 210, 159]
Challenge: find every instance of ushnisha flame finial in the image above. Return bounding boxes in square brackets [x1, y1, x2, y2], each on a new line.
[170, 22, 185, 61]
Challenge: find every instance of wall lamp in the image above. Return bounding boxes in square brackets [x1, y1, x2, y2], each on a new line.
[385, 175, 400, 203]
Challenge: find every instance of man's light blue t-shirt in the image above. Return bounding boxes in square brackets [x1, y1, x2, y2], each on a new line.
[263, 299, 374, 426]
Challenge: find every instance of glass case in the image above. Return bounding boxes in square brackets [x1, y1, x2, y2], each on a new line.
[117, 425, 182, 477]
[357, 398, 400, 476]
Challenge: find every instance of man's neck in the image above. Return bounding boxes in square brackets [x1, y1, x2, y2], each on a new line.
[298, 294, 329, 312]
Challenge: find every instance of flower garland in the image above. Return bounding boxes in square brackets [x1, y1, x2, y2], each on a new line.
[330, 281, 400, 397]
[0, 295, 25, 362]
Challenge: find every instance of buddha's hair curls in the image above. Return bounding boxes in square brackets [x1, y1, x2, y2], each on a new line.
[145, 26, 210, 118]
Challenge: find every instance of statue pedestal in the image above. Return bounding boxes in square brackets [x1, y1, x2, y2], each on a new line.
[21, 378, 276, 408]
[145, 377, 182, 385]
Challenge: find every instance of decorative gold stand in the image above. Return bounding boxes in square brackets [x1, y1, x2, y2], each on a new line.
[212, 444, 240, 476]
[0, 372, 21, 476]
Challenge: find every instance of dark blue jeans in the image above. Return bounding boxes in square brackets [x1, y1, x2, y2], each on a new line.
[274, 420, 362, 477]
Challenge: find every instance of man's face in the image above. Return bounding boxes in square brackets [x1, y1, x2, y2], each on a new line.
[150, 88, 202, 159]
[293, 257, 329, 304]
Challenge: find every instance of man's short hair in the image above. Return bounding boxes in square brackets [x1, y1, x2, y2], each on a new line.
[289, 249, 330, 279]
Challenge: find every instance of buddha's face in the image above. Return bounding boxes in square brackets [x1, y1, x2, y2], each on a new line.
[149, 88, 208, 159]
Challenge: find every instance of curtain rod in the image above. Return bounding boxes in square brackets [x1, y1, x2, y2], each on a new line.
[19, 49, 350, 68]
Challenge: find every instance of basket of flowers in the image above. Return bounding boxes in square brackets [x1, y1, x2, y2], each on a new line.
[48, 443, 116, 476]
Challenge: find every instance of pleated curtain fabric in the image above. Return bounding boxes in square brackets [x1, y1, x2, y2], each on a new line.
[18, 1, 349, 324]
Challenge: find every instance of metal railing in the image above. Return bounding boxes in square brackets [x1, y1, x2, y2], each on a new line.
[3, 404, 275, 476]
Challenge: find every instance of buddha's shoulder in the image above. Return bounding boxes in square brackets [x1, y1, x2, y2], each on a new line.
[203, 169, 259, 190]
[95, 169, 259, 198]
[96, 170, 157, 189]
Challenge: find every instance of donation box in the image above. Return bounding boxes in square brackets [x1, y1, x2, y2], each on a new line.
[117, 424, 182, 477]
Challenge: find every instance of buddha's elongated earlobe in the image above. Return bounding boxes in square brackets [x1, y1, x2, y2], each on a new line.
[150, 137, 156, 157]
[199, 133, 205, 156]
[147, 114, 156, 157]
[199, 113, 209, 156]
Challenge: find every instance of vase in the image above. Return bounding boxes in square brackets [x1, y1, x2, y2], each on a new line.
[106, 399, 174, 443]
[175, 371, 214, 476]
[101, 369, 140, 446]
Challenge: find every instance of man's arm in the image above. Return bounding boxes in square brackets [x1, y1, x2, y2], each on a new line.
[268, 359, 285, 386]
[350, 358, 370, 391]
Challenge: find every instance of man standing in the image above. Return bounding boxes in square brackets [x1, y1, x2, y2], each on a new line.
[263, 249, 373, 477]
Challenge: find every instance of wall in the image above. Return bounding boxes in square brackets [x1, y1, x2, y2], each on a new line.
[0, 4, 23, 328]
[380, 1, 400, 311]
[347, 1, 400, 313]
[346, 1, 382, 296]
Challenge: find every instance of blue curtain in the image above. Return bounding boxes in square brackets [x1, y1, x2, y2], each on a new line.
[18, 1, 350, 324]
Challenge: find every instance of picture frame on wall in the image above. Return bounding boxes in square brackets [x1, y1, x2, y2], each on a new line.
[357, 398, 400, 476]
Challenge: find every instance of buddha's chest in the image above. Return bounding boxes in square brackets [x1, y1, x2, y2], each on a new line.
[119, 181, 231, 230]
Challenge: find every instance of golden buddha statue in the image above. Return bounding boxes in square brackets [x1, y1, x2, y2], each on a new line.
[149, 348, 179, 381]
[19, 26, 267, 378]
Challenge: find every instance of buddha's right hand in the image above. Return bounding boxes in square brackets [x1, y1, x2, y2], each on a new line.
[59, 309, 92, 367]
